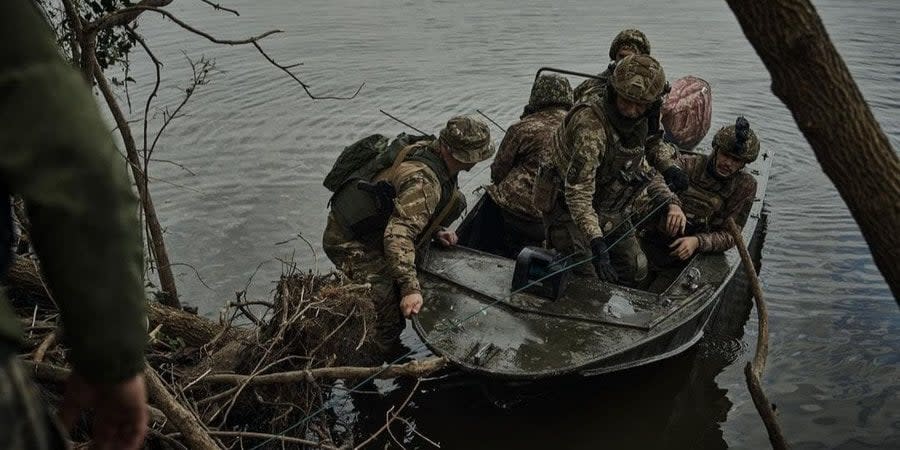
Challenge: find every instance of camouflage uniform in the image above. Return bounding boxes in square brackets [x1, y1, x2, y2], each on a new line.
[323, 117, 493, 351]
[1, 1, 147, 446]
[572, 29, 681, 186]
[573, 29, 651, 105]
[535, 55, 677, 285]
[486, 74, 572, 252]
[644, 119, 760, 267]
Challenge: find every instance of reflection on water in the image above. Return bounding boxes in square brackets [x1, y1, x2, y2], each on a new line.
[123, 0, 898, 447]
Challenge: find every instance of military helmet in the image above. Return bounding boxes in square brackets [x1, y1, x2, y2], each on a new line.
[609, 29, 651, 61]
[712, 116, 760, 163]
[528, 74, 574, 110]
[610, 54, 666, 103]
[439, 116, 495, 164]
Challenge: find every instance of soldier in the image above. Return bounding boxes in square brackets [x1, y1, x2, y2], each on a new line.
[1, 1, 148, 448]
[323, 116, 494, 355]
[574, 29, 689, 193]
[533, 54, 684, 286]
[573, 29, 651, 105]
[645, 117, 760, 265]
[485, 74, 574, 256]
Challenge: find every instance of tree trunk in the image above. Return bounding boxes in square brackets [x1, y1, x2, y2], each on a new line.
[89, 54, 181, 308]
[725, 0, 900, 304]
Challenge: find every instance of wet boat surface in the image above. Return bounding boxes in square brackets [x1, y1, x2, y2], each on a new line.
[413, 149, 771, 379]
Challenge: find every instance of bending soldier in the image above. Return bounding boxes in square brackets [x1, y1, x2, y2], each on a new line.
[534, 55, 682, 287]
[323, 116, 494, 355]
[645, 117, 760, 265]
[485, 74, 574, 256]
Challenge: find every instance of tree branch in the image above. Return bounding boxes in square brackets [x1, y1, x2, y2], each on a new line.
[191, 357, 447, 388]
[85, 0, 174, 33]
[198, 0, 240, 16]
[727, 218, 787, 449]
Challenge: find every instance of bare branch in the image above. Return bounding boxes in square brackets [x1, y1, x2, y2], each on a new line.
[149, 55, 215, 158]
[150, 158, 197, 176]
[97, 5, 363, 100]
[189, 357, 447, 388]
[167, 431, 338, 449]
[126, 26, 163, 176]
[198, 0, 240, 16]
[251, 41, 365, 100]
[58, 0, 84, 73]
[354, 379, 421, 450]
[85, 0, 174, 33]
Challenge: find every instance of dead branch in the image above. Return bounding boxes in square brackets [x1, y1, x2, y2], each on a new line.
[98, 5, 363, 100]
[190, 357, 447, 388]
[396, 416, 441, 448]
[85, 0, 174, 33]
[91, 52, 181, 307]
[32, 331, 56, 364]
[198, 0, 240, 16]
[354, 379, 421, 450]
[149, 55, 214, 158]
[727, 218, 787, 449]
[144, 364, 222, 450]
[168, 430, 338, 449]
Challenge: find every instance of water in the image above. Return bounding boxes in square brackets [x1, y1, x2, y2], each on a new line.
[120, 0, 899, 448]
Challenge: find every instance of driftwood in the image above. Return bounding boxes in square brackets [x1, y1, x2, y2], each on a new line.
[7, 253, 444, 448]
[192, 357, 447, 388]
[727, 218, 788, 449]
[144, 364, 221, 450]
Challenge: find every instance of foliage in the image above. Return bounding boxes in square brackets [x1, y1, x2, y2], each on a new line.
[35, 0, 138, 71]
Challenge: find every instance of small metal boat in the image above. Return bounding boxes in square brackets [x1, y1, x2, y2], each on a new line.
[412, 150, 771, 380]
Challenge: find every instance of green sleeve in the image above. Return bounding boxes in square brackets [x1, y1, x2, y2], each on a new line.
[0, 0, 146, 383]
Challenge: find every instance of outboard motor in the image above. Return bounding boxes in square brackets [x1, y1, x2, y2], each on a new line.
[511, 247, 570, 301]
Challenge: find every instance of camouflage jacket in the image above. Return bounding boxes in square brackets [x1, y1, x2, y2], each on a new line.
[486, 108, 566, 220]
[546, 104, 677, 241]
[676, 153, 758, 252]
[373, 159, 450, 296]
[575, 70, 676, 174]
[0, 1, 146, 383]
[573, 65, 613, 105]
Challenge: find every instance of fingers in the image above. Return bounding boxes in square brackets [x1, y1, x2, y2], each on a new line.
[669, 238, 687, 260]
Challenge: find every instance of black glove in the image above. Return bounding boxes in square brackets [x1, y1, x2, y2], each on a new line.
[663, 166, 690, 193]
[590, 237, 619, 283]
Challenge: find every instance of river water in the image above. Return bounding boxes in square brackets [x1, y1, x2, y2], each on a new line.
[122, 0, 898, 448]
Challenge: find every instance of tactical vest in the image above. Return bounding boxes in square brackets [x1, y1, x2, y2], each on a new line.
[0, 190, 12, 278]
[329, 141, 460, 247]
[586, 103, 651, 216]
[679, 154, 735, 230]
[539, 103, 652, 222]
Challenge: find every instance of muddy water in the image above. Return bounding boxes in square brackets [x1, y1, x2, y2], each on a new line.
[124, 0, 898, 448]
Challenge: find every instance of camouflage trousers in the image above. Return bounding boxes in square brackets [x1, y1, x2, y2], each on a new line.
[0, 350, 69, 450]
[543, 205, 648, 286]
[322, 214, 405, 354]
